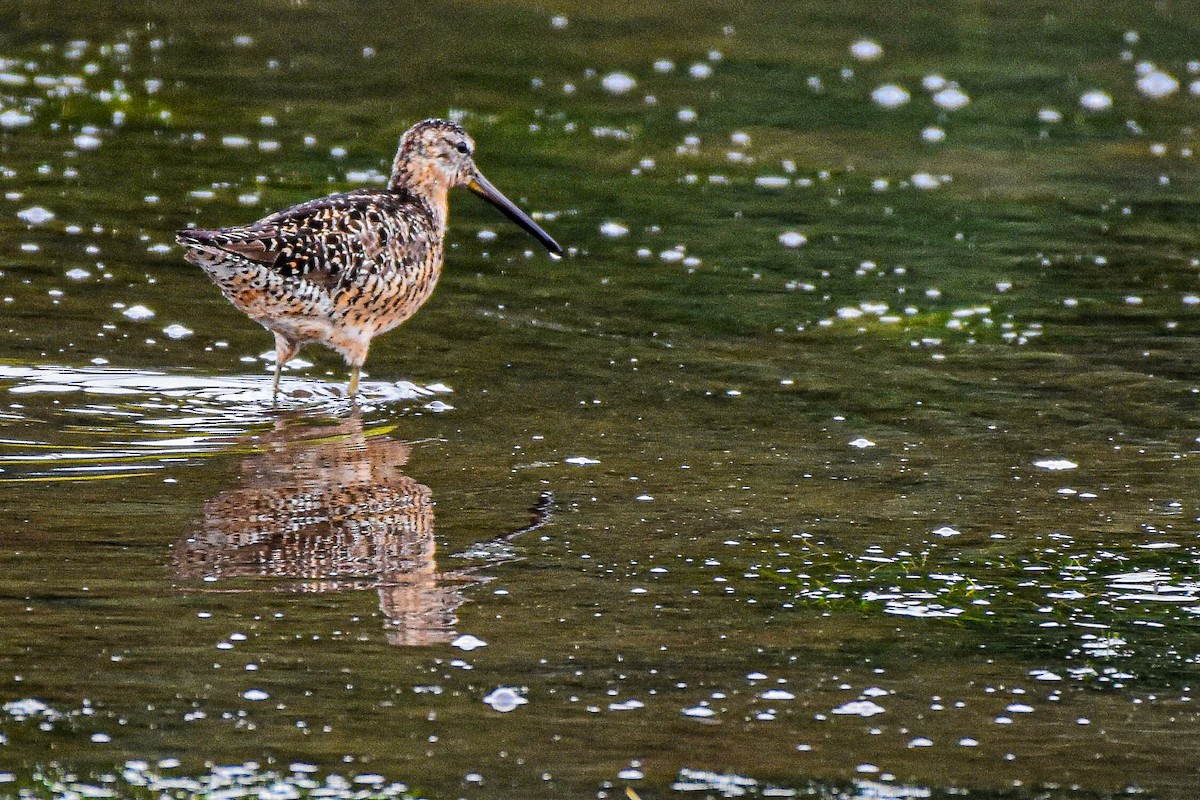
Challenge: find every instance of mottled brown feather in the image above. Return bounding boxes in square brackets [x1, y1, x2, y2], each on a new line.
[176, 118, 560, 392]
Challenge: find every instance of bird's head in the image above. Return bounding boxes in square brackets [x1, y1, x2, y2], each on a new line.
[389, 119, 562, 256]
[393, 118, 477, 187]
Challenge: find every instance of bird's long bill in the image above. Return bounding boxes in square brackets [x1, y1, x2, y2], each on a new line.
[467, 171, 563, 256]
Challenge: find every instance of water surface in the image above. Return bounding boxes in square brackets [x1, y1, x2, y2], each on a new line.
[1, 1, 1199, 797]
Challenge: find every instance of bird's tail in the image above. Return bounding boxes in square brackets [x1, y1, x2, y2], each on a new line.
[176, 229, 230, 269]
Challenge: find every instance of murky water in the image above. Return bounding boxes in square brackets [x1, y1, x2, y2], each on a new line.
[1, 1, 1199, 797]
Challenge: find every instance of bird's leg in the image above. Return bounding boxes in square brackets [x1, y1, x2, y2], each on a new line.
[272, 333, 299, 398]
[346, 341, 369, 399]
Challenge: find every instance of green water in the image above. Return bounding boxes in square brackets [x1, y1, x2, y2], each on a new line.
[1, 1, 1199, 797]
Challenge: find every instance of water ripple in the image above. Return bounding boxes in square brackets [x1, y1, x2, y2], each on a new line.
[0, 364, 451, 482]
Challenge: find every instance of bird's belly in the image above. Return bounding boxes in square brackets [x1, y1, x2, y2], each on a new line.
[208, 265, 337, 342]
[332, 267, 442, 339]
[204, 255, 442, 365]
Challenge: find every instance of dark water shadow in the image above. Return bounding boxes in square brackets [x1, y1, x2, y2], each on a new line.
[174, 411, 503, 646]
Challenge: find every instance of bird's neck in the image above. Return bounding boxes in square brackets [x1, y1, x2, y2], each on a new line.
[388, 162, 451, 231]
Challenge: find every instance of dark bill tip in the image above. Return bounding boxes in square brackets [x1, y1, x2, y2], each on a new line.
[467, 172, 563, 256]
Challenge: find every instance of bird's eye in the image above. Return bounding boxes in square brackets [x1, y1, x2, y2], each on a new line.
[454, 141, 470, 154]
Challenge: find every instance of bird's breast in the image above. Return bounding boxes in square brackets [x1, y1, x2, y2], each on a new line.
[334, 237, 445, 337]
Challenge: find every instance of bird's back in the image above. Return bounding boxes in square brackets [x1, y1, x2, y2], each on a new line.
[177, 189, 446, 348]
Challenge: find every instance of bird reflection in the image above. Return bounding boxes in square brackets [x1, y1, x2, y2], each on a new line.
[176, 411, 482, 646]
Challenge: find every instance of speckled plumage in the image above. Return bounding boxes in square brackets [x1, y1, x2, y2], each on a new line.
[177, 118, 562, 396]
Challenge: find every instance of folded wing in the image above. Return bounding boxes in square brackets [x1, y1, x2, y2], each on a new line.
[178, 189, 422, 294]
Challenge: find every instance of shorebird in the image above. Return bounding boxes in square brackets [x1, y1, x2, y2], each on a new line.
[177, 118, 562, 397]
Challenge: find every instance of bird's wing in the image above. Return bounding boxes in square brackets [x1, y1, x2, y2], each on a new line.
[179, 190, 423, 293]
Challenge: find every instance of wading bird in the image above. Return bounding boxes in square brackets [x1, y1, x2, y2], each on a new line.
[177, 118, 562, 396]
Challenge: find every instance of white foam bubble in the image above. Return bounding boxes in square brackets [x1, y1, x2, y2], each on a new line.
[1079, 90, 1113, 111]
[910, 173, 941, 189]
[602, 72, 636, 94]
[755, 176, 790, 188]
[932, 86, 970, 110]
[0, 109, 33, 128]
[832, 700, 885, 717]
[483, 687, 527, 712]
[162, 324, 193, 339]
[1137, 70, 1178, 98]
[871, 84, 910, 108]
[451, 634, 487, 651]
[850, 39, 883, 61]
[1034, 458, 1077, 470]
[17, 206, 54, 225]
[122, 305, 155, 321]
